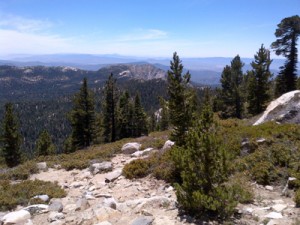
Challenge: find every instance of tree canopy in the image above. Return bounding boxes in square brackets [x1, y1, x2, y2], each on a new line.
[271, 15, 300, 96]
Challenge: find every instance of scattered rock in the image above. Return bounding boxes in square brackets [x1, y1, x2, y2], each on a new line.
[23, 204, 49, 215]
[49, 199, 63, 212]
[48, 212, 65, 222]
[289, 177, 297, 181]
[24, 219, 34, 225]
[256, 138, 266, 144]
[105, 169, 122, 183]
[1, 210, 31, 225]
[272, 204, 287, 212]
[121, 142, 141, 154]
[93, 206, 120, 222]
[164, 186, 174, 192]
[76, 197, 90, 211]
[33, 194, 49, 202]
[77, 170, 92, 180]
[103, 197, 117, 210]
[162, 140, 174, 151]
[78, 208, 95, 223]
[90, 161, 112, 175]
[94, 193, 112, 199]
[63, 204, 77, 213]
[94, 221, 112, 225]
[70, 181, 84, 188]
[36, 162, 47, 171]
[265, 185, 274, 191]
[130, 216, 154, 225]
[266, 220, 281, 225]
[265, 212, 283, 219]
[141, 209, 153, 216]
[131, 148, 154, 158]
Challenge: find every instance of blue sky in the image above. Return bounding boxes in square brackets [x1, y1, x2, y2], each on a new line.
[0, 0, 299, 58]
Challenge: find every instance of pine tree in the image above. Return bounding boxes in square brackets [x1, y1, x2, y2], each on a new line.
[69, 78, 96, 150]
[118, 91, 131, 139]
[103, 74, 118, 142]
[174, 92, 235, 218]
[133, 93, 148, 137]
[167, 52, 196, 146]
[247, 44, 273, 115]
[159, 98, 169, 131]
[219, 55, 245, 118]
[271, 15, 300, 96]
[35, 130, 56, 156]
[1, 103, 22, 167]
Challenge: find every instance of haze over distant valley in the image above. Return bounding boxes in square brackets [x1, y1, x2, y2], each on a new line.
[0, 54, 289, 85]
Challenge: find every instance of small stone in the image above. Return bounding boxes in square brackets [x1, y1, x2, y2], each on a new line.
[48, 212, 65, 222]
[121, 142, 141, 154]
[1, 210, 31, 225]
[94, 221, 112, 225]
[70, 181, 84, 188]
[24, 219, 34, 225]
[63, 204, 77, 212]
[162, 140, 174, 151]
[94, 193, 112, 198]
[90, 161, 112, 175]
[272, 199, 285, 204]
[266, 220, 281, 225]
[256, 138, 266, 143]
[23, 204, 48, 215]
[105, 169, 122, 183]
[130, 216, 154, 225]
[141, 209, 153, 216]
[89, 186, 96, 191]
[49, 199, 63, 212]
[272, 204, 287, 212]
[33, 194, 49, 202]
[36, 162, 47, 171]
[165, 186, 174, 192]
[265, 212, 283, 219]
[76, 197, 89, 211]
[244, 207, 254, 214]
[103, 197, 117, 210]
[93, 206, 120, 222]
[288, 177, 297, 181]
[265, 185, 274, 191]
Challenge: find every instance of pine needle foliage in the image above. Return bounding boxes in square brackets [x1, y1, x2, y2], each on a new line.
[174, 93, 236, 218]
[1, 103, 22, 167]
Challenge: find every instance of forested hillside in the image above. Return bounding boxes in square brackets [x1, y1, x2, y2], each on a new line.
[0, 64, 202, 156]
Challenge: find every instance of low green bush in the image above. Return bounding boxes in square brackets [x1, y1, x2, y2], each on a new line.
[123, 159, 151, 179]
[0, 179, 66, 211]
[227, 175, 254, 204]
[0, 161, 38, 180]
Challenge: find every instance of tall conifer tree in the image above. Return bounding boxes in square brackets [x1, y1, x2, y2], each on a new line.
[167, 52, 195, 146]
[247, 44, 272, 115]
[133, 93, 148, 137]
[1, 103, 22, 167]
[69, 78, 96, 150]
[219, 55, 245, 118]
[103, 74, 118, 142]
[271, 15, 300, 96]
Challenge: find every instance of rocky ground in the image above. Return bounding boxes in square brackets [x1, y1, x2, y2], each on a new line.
[1, 142, 300, 225]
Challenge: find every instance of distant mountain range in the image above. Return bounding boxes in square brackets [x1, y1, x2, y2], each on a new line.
[0, 53, 290, 84]
[0, 63, 169, 102]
